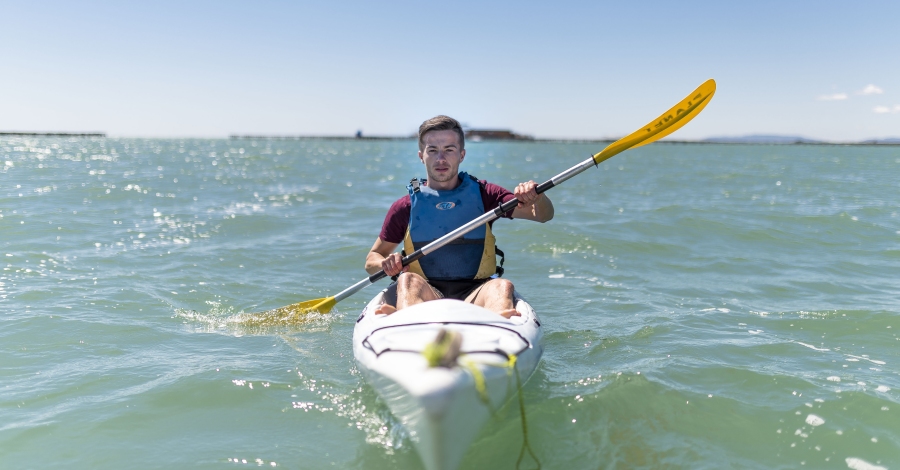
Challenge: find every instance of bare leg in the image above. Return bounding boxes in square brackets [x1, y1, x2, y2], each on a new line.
[396, 272, 442, 309]
[374, 272, 441, 315]
[465, 278, 520, 318]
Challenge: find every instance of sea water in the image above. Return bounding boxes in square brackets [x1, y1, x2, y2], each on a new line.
[2, 137, 898, 469]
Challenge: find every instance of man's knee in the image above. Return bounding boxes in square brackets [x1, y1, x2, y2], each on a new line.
[395, 272, 440, 306]
[397, 272, 427, 289]
[488, 278, 514, 296]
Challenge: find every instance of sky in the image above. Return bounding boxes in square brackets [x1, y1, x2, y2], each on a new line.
[2, 0, 899, 141]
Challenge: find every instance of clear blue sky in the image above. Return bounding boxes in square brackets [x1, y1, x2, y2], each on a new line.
[2, 0, 898, 141]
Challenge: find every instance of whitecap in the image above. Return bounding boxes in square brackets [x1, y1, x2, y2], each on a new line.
[797, 341, 830, 352]
[805, 414, 825, 426]
[875, 385, 890, 392]
[846, 354, 886, 365]
[846, 457, 887, 470]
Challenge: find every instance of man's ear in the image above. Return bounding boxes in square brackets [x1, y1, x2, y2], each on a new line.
[417, 150, 425, 164]
[459, 148, 466, 163]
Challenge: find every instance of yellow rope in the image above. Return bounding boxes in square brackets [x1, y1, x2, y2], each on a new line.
[458, 354, 517, 407]
[512, 360, 540, 470]
[461, 358, 490, 405]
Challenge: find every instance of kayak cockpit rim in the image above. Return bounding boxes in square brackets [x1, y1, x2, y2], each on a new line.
[360, 320, 534, 359]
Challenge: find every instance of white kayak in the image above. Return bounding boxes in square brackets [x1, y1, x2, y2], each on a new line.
[352, 289, 543, 470]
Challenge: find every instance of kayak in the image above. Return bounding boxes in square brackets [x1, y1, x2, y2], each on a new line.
[353, 290, 543, 470]
[352, 289, 544, 470]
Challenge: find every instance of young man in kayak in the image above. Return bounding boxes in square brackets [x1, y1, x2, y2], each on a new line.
[365, 115, 554, 318]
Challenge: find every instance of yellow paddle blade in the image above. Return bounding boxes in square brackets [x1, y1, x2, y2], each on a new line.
[279, 296, 337, 315]
[593, 79, 716, 165]
[216, 296, 335, 328]
[244, 296, 335, 316]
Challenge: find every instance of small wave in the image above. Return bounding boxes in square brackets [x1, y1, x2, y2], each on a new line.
[796, 341, 830, 352]
[845, 354, 886, 365]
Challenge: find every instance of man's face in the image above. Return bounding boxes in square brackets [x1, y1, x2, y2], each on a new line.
[418, 129, 465, 187]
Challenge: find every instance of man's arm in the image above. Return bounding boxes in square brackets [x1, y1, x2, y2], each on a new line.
[510, 180, 554, 222]
[365, 238, 403, 276]
[367, 195, 410, 276]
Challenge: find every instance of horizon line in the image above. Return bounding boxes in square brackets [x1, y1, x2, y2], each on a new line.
[2, 131, 899, 146]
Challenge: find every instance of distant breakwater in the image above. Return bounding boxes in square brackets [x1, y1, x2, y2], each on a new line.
[0, 131, 106, 137]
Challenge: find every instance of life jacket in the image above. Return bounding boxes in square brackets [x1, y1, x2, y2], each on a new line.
[402, 172, 503, 281]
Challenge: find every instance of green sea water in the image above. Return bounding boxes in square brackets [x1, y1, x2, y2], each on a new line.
[2, 137, 898, 469]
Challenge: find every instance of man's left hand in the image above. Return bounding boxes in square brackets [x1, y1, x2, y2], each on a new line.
[514, 180, 542, 207]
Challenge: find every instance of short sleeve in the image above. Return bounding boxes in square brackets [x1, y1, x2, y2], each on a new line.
[379, 196, 411, 243]
[479, 180, 516, 219]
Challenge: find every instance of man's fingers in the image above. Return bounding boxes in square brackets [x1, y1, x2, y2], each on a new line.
[515, 181, 539, 206]
[382, 253, 405, 276]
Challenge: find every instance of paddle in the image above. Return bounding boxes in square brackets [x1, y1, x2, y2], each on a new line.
[267, 79, 717, 317]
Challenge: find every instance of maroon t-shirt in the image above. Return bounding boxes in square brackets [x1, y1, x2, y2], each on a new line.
[379, 178, 516, 243]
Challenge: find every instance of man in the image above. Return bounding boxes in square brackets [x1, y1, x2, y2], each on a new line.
[365, 115, 554, 318]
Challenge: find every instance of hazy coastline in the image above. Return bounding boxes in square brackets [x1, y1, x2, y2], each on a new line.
[3, 131, 899, 146]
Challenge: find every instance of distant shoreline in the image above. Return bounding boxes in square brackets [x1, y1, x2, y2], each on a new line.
[226, 135, 900, 147]
[1, 132, 897, 146]
[0, 131, 106, 137]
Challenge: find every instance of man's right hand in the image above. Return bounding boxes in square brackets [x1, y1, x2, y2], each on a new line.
[381, 252, 408, 277]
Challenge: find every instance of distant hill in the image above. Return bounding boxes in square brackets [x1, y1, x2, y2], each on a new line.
[702, 135, 823, 144]
[701, 135, 900, 145]
[859, 137, 900, 144]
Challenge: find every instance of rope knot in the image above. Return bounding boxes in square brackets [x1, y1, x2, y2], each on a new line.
[423, 329, 462, 368]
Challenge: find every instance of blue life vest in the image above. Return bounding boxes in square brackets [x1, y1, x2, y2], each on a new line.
[402, 172, 499, 281]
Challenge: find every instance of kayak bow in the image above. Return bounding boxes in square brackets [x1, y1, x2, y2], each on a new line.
[353, 290, 543, 470]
